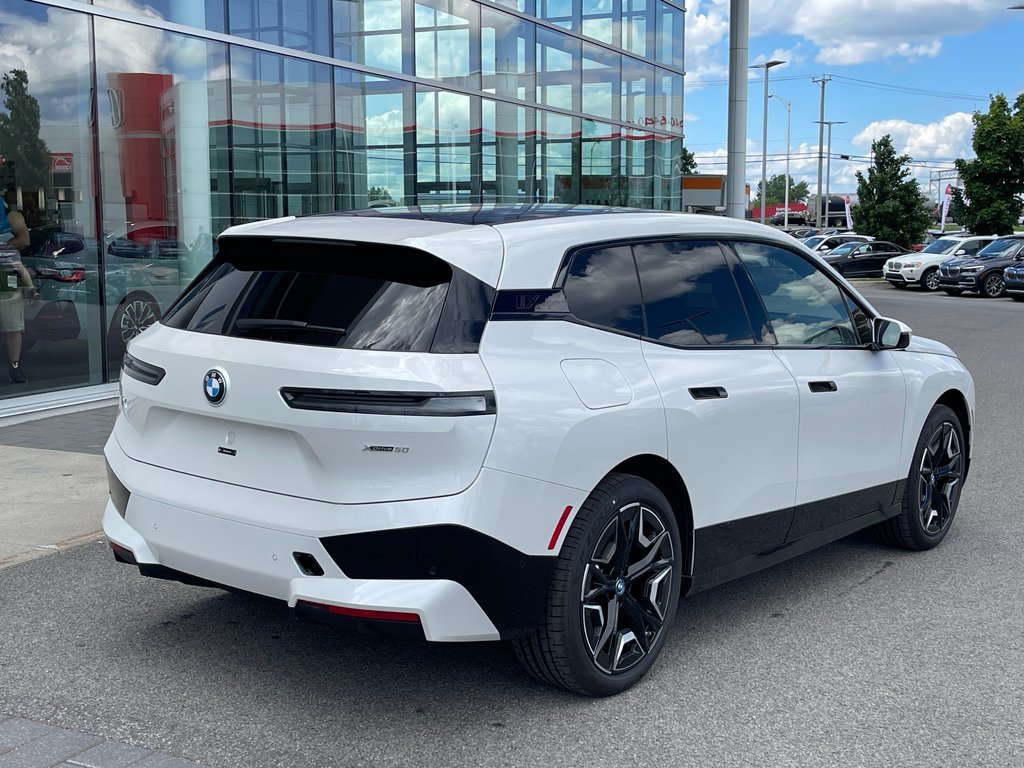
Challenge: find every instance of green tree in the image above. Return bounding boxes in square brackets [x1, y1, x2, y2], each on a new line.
[368, 185, 394, 202]
[679, 145, 698, 176]
[0, 69, 50, 193]
[753, 174, 809, 207]
[951, 93, 1024, 235]
[852, 135, 930, 248]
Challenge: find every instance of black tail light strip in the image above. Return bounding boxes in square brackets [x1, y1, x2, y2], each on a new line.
[121, 353, 165, 385]
[280, 388, 496, 417]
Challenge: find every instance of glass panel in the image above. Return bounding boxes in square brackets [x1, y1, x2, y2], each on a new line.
[481, 7, 535, 102]
[654, 135, 683, 211]
[416, 88, 473, 204]
[582, 0, 617, 45]
[537, 27, 580, 112]
[634, 241, 755, 346]
[230, 48, 335, 221]
[537, 111, 578, 204]
[582, 43, 618, 121]
[540, 0, 576, 31]
[564, 245, 644, 335]
[335, 70, 415, 209]
[731, 242, 859, 346]
[94, 0, 227, 32]
[96, 18, 228, 370]
[621, 57, 654, 129]
[657, 2, 684, 69]
[623, 0, 652, 58]
[482, 100, 536, 203]
[228, 0, 330, 54]
[333, 0, 410, 74]
[655, 69, 684, 136]
[1, 1, 101, 396]
[581, 120, 625, 205]
[622, 127, 654, 208]
[415, 0, 479, 90]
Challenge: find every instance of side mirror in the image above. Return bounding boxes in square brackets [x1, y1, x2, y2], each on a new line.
[955, 249, 967, 255]
[873, 317, 912, 350]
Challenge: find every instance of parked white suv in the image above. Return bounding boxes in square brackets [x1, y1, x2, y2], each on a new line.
[104, 206, 975, 696]
[884, 234, 997, 291]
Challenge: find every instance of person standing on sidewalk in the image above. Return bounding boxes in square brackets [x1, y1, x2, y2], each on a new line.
[1, 195, 35, 384]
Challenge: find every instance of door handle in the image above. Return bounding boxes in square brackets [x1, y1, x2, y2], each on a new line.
[808, 380, 838, 393]
[688, 386, 728, 400]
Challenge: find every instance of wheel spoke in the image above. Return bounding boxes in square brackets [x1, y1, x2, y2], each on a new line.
[614, 504, 640, 574]
[591, 598, 620, 662]
[626, 530, 669, 580]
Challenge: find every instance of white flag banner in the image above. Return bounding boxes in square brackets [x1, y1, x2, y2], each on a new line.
[845, 196, 854, 230]
[940, 184, 953, 229]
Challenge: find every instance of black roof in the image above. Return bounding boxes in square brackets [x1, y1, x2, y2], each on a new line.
[318, 204, 651, 226]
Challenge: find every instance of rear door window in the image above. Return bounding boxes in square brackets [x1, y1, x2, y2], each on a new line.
[633, 240, 755, 346]
[562, 245, 645, 336]
[163, 237, 492, 353]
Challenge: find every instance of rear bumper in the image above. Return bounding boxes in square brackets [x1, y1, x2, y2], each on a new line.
[102, 437, 583, 641]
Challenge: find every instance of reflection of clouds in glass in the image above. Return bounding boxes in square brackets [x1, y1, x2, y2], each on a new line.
[566, 247, 642, 330]
[362, 0, 403, 31]
[634, 243, 724, 303]
[346, 283, 447, 351]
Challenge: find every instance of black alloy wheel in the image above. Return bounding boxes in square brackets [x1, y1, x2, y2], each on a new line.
[513, 473, 682, 696]
[876, 404, 965, 550]
[981, 272, 1005, 298]
[921, 268, 941, 291]
[108, 292, 161, 358]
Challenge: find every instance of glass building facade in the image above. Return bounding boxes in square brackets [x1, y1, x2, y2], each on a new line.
[0, 0, 684, 406]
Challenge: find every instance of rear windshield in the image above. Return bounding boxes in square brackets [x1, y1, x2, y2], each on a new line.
[162, 237, 493, 353]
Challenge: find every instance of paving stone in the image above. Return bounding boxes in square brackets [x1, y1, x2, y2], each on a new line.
[67, 740, 155, 767]
[133, 755, 207, 768]
[0, 717, 53, 754]
[0, 726, 101, 767]
[0, 406, 116, 455]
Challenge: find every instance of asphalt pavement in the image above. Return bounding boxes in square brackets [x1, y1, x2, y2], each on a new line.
[1, 282, 1022, 768]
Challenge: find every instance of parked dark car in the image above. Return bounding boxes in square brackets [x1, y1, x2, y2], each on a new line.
[823, 240, 910, 278]
[937, 235, 1024, 298]
[1004, 261, 1024, 301]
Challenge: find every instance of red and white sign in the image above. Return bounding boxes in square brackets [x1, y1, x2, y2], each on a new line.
[940, 184, 953, 229]
[845, 196, 854, 230]
[50, 153, 73, 174]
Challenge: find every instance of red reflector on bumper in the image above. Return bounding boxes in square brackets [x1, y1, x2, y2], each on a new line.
[297, 600, 420, 623]
[547, 505, 574, 550]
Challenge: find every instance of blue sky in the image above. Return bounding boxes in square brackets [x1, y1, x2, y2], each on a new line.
[682, 0, 1024, 203]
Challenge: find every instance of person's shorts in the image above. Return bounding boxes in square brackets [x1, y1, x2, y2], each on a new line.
[0, 290, 25, 332]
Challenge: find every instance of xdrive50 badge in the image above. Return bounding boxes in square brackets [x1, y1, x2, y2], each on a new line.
[363, 445, 410, 453]
[204, 369, 228, 406]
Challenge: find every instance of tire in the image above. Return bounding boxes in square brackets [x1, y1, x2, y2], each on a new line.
[875, 405, 965, 551]
[920, 268, 941, 292]
[943, 289, 963, 296]
[980, 272, 1004, 298]
[513, 473, 682, 696]
[108, 292, 161, 358]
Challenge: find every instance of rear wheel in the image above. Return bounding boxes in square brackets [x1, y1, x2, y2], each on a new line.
[921, 268, 941, 292]
[107, 292, 161, 358]
[513, 473, 682, 696]
[876, 405, 964, 550]
[981, 272, 1004, 298]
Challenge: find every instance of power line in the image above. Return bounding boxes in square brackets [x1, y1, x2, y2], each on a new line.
[684, 72, 988, 102]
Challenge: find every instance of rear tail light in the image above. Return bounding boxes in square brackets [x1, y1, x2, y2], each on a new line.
[280, 388, 496, 417]
[122, 352, 166, 386]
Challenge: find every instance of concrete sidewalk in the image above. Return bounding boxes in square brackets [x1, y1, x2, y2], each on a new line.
[0, 405, 115, 569]
[0, 405, 213, 767]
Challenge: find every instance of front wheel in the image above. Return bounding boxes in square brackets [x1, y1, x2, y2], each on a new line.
[981, 272, 1004, 298]
[513, 473, 682, 696]
[875, 405, 965, 550]
[921, 268, 941, 292]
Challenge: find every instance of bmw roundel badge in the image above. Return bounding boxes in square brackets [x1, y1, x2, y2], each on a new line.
[204, 369, 227, 406]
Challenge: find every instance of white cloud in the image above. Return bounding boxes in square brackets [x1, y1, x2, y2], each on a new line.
[853, 112, 975, 162]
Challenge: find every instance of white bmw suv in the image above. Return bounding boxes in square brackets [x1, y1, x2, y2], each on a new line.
[104, 206, 975, 696]
[884, 234, 996, 291]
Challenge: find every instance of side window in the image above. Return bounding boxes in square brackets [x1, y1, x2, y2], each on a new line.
[563, 245, 645, 335]
[633, 240, 755, 346]
[730, 241, 861, 347]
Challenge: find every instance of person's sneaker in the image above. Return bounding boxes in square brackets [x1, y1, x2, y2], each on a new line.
[8, 362, 27, 383]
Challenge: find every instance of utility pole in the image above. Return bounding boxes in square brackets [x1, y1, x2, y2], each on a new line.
[772, 95, 791, 228]
[726, 0, 751, 219]
[813, 76, 831, 228]
[815, 119, 846, 228]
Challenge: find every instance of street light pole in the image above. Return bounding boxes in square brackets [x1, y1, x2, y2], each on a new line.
[751, 60, 785, 224]
[815, 119, 846, 228]
[771, 95, 791, 228]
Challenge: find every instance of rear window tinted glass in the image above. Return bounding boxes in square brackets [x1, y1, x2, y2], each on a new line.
[563, 245, 645, 335]
[633, 240, 755, 346]
[163, 238, 466, 352]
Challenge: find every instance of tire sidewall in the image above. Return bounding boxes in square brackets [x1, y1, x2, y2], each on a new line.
[557, 475, 682, 696]
[903, 405, 964, 549]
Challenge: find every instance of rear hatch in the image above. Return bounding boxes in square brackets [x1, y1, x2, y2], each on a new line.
[114, 233, 499, 504]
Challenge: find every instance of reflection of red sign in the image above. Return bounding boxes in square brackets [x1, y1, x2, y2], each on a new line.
[50, 153, 73, 174]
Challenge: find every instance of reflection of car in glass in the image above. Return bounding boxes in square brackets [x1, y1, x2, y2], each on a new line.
[800, 233, 872, 255]
[823, 241, 910, 278]
[104, 206, 975, 697]
[937, 235, 1024, 298]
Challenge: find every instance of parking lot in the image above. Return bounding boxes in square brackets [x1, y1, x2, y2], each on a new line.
[0, 282, 1022, 768]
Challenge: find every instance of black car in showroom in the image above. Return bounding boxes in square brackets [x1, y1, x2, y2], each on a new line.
[823, 240, 909, 278]
[937, 235, 1024, 298]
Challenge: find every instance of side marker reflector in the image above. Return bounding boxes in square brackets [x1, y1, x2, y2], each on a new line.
[297, 600, 420, 623]
[547, 506, 574, 551]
